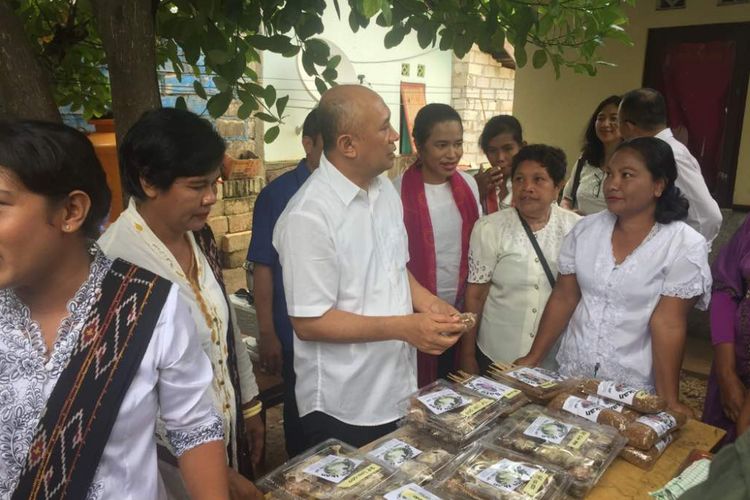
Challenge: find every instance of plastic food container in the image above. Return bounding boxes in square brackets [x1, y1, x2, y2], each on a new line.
[363, 475, 447, 499]
[455, 374, 530, 413]
[431, 442, 572, 499]
[483, 404, 626, 498]
[400, 379, 512, 445]
[257, 439, 397, 499]
[488, 365, 575, 403]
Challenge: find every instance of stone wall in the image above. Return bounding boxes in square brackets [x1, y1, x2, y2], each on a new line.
[451, 46, 515, 168]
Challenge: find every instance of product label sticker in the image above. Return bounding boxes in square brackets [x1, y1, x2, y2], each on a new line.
[476, 459, 541, 493]
[417, 388, 471, 415]
[562, 395, 604, 423]
[464, 376, 521, 400]
[303, 455, 364, 484]
[523, 416, 573, 444]
[636, 412, 677, 438]
[460, 398, 494, 418]
[369, 438, 422, 467]
[654, 434, 675, 454]
[505, 367, 560, 388]
[383, 483, 443, 500]
[597, 381, 641, 405]
[338, 463, 381, 488]
[586, 394, 625, 413]
[522, 472, 551, 496]
[568, 430, 591, 450]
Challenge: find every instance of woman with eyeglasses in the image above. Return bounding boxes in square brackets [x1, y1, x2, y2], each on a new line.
[561, 95, 622, 215]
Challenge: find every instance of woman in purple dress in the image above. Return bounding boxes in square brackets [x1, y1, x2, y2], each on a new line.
[703, 216, 750, 444]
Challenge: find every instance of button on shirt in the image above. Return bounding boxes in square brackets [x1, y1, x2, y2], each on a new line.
[246, 160, 311, 352]
[272, 154, 416, 426]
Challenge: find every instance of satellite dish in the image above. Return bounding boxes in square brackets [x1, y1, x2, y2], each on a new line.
[297, 39, 359, 101]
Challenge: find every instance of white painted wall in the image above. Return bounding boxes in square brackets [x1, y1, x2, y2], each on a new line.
[261, 2, 453, 162]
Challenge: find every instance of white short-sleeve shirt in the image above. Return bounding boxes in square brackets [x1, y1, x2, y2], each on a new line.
[273, 154, 416, 426]
[555, 210, 712, 390]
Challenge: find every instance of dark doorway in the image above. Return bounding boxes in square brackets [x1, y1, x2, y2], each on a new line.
[643, 23, 750, 208]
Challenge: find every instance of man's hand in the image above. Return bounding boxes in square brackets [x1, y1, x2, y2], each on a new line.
[227, 467, 264, 500]
[428, 297, 460, 316]
[258, 330, 283, 375]
[401, 313, 465, 355]
[244, 413, 265, 467]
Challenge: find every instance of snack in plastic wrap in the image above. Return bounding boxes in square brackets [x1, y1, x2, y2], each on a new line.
[364, 477, 446, 499]
[575, 393, 641, 420]
[364, 424, 456, 483]
[579, 379, 666, 413]
[488, 364, 573, 403]
[256, 439, 396, 499]
[547, 393, 631, 433]
[454, 312, 478, 330]
[619, 434, 675, 470]
[432, 442, 571, 499]
[402, 379, 510, 444]
[484, 404, 626, 498]
[622, 411, 687, 450]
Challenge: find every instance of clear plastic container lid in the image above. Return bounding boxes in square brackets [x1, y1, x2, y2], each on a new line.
[363, 424, 458, 484]
[363, 475, 447, 499]
[482, 405, 626, 498]
[400, 379, 511, 445]
[256, 439, 398, 499]
[453, 374, 530, 413]
[488, 365, 576, 403]
[431, 442, 572, 499]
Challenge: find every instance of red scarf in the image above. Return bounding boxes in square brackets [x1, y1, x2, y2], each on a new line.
[401, 161, 479, 387]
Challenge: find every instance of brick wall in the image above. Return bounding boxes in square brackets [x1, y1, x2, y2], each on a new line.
[451, 46, 515, 168]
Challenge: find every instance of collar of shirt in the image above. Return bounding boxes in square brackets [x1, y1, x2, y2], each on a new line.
[319, 153, 383, 207]
[655, 128, 674, 141]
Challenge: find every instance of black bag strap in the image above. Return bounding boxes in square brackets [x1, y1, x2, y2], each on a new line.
[569, 157, 585, 209]
[516, 208, 556, 288]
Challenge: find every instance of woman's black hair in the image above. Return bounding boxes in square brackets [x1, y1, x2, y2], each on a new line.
[120, 107, 226, 199]
[615, 137, 689, 223]
[411, 103, 462, 149]
[510, 144, 567, 187]
[0, 120, 111, 238]
[581, 95, 621, 168]
[479, 115, 523, 152]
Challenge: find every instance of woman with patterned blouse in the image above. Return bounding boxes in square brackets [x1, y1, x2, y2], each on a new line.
[0, 120, 228, 499]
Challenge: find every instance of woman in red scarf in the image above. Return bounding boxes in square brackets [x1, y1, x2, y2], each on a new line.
[393, 104, 482, 387]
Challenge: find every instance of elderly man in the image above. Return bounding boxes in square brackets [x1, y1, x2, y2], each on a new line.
[273, 85, 467, 448]
[618, 88, 722, 244]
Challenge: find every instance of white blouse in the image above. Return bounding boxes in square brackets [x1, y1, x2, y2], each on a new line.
[561, 160, 608, 216]
[99, 200, 258, 467]
[0, 250, 222, 500]
[555, 211, 712, 390]
[393, 170, 481, 305]
[468, 205, 581, 364]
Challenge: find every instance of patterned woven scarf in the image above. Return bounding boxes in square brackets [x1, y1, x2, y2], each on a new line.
[12, 259, 171, 500]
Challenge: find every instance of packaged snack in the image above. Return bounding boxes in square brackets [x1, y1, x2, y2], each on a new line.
[619, 434, 675, 470]
[547, 393, 631, 433]
[577, 393, 641, 420]
[580, 379, 666, 414]
[449, 373, 530, 411]
[488, 364, 574, 403]
[401, 379, 510, 444]
[364, 424, 457, 483]
[364, 476, 446, 500]
[483, 404, 626, 498]
[432, 442, 571, 499]
[257, 439, 396, 499]
[622, 411, 687, 450]
[453, 312, 478, 330]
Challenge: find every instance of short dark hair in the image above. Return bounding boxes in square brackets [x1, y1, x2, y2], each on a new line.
[615, 137, 689, 223]
[318, 94, 352, 153]
[120, 108, 225, 199]
[302, 108, 321, 139]
[411, 103, 462, 148]
[619, 88, 667, 131]
[510, 144, 567, 186]
[479, 115, 524, 152]
[0, 120, 111, 238]
[581, 95, 621, 167]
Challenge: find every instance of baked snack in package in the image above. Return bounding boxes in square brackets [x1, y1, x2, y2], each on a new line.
[488, 364, 574, 403]
[401, 379, 511, 444]
[622, 411, 687, 450]
[364, 424, 457, 483]
[483, 404, 626, 498]
[257, 439, 396, 499]
[364, 476, 447, 500]
[454, 374, 530, 413]
[619, 434, 675, 470]
[580, 379, 667, 414]
[431, 442, 571, 499]
[547, 393, 631, 433]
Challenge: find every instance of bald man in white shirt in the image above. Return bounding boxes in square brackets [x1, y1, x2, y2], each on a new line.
[618, 88, 722, 245]
[273, 85, 467, 448]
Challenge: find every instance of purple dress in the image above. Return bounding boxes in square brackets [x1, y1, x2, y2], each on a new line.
[702, 216, 750, 444]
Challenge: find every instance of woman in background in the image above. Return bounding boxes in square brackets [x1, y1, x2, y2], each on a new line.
[476, 115, 526, 213]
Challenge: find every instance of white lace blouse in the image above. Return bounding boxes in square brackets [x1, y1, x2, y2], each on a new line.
[0, 249, 222, 500]
[468, 205, 581, 364]
[555, 211, 712, 390]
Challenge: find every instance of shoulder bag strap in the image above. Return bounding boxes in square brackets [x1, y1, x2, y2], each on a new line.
[569, 157, 585, 209]
[516, 208, 556, 289]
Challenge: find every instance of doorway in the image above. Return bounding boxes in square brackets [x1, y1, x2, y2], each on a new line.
[643, 23, 750, 208]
